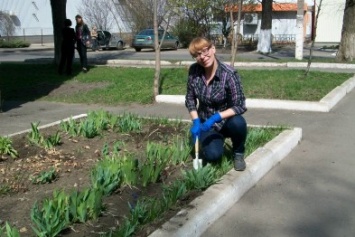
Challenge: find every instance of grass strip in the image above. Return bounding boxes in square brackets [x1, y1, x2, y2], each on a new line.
[0, 63, 351, 104]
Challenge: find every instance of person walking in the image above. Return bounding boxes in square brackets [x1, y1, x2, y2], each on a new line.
[58, 19, 76, 75]
[75, 15, 90, 72]
[91, 26, 98, 51]
[185, 37, 248, 171]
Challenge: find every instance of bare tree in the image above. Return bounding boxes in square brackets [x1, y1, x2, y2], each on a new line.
[50, 0, 67, 64]
[0, 11, 16, 40]
[257, 0, 272, 53]
[336, 0, 355, 62]
[79, 0, 115, 30]
[305, 0, 323, 76]
[295, 0, 304, 60]
[230, 0, 243, 67]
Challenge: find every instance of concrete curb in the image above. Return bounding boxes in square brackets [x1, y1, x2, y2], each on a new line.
[6, 114, 87, 138]
[105, 59, 355, 70]
[149, 127, 302, 237]
[156, 76, 355, 112]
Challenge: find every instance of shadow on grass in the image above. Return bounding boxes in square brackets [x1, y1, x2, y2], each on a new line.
[0, 62, 85, 112]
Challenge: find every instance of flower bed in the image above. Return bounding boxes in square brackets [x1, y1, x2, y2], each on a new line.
[0, 111, 284, 237]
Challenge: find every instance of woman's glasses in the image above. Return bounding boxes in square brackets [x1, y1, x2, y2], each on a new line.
[193, 46, 211, 60]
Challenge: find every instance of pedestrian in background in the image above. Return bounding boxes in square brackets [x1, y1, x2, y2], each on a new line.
[75, 14, 90, 72]
[91, 26, 98, 51]
[186, 37, 248, 171]
[58, 19, 75, 75]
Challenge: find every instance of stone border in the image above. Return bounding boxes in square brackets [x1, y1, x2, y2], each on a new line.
[105, 59, 355, 70]
[156, 76, 355, 112]
[6, 114, 87, 138]
[149, 127, 302, 237]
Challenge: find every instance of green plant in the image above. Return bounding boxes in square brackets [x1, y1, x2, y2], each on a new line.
[140, 142, 171, 187]
[0, 222, 21, 237]
[183, 165, 218, 191]
[28, 122, 43, 145]
[0, 136, 19, 158]
[0, 40, 30, 48]
[161, 180, 187, 210]
[117, 113, 142, 133]
[91, 157, 122, 195]
[60, 118, 80, 137]
[169, 135, 191, 165]
[120, 156, 138, 187]
[67, 188, 103, 223]
[42, 132, 61, 150]
[30, 200, 69, 237]
[80, 119, 99, 138]
[30, 168, 57, 184]
[245, 127, 285, 156]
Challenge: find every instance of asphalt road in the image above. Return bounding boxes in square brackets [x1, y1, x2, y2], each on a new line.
[0, 46, 338, 63]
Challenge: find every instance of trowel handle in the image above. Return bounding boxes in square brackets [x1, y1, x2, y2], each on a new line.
[195, 137, 199, 154]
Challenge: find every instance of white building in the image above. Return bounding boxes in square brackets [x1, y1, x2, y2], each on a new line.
[0, 0, 129, 37]
[227, 0, 345, 43]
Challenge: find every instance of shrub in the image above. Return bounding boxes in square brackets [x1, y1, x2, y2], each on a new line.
[0, 136, 18, 158]
[0, 40, 30, 48]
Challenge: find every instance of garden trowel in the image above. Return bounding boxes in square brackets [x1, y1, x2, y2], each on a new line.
[193, 137, 202, 170]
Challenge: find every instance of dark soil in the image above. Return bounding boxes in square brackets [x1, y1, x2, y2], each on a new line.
[0, 120, 196, 237]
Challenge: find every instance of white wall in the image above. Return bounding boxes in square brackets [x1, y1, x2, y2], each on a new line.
[0, 0, 128, 36]
[315, 0, 345, 43]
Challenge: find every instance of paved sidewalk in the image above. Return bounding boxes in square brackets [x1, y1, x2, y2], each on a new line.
[1, 91, 354, 236]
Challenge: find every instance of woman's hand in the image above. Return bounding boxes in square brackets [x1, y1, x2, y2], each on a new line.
[201, 113, 222, 132]
[190, 118, 201, 142]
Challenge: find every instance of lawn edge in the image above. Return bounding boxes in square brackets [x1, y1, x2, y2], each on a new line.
[149, 127, 302, 237]
[156, 75, 355, 112]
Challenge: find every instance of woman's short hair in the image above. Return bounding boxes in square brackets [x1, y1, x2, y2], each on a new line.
[64, 19, 72, 27]
[188, 37, 213, 57]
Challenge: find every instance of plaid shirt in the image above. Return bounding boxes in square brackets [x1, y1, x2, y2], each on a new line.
[185, 59, 247, 131]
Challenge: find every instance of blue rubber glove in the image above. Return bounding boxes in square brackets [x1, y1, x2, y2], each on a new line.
[190, 118, 201, 143]
[201, 113, 222, 132]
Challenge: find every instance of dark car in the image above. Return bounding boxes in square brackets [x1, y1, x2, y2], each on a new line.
[92, 30, 125, 50]
[132, 29, 179, 52]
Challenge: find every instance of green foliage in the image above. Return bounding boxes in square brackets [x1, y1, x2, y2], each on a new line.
[60, 118, 81, 137]
[171, 18, 200, 48]
[0, 136, 18, 158]
[30, 168, 57, 184]
[183, 165, 218, 191]
[79, 120, 99, 138]
[0, 40, 30, 48]
[28, 122, 43, 145]
[141, 142, 169, 187]
[245, 127, 285, 156]
[91, 157, 122, 195]
[0, 222, 21, 237]
[30, 200, 69, 237]
[169, 135, 191, 165]
[120, 156, 139, 187]
[28, 123, 61, 150]
[67, 188, 103, 223]
[117, 113, 142, 133]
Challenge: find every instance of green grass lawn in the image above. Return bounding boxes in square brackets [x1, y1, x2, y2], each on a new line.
[0, 63, 352, 105]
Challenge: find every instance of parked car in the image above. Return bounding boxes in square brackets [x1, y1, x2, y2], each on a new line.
[92, 30, 125, 50]
[132, 29, 179, 52]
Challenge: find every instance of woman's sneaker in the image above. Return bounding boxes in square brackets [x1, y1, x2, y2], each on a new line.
[234, 153, 246, 171]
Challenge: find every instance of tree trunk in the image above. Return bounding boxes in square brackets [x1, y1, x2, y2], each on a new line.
[257, 0, 272, 54]
[229, 3, 235, 67]
[153, 0, 161, 100]
[305, 0, 323, 76]
[231, 0, 243, 67]
[295, 0, 304, 60]
[50, 0, 67, 64]
[336, 0, 355, 62]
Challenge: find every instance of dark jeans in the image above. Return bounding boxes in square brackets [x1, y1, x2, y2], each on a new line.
[92, 38, 98, 50]
[76, 41, 88, 68]
[58, 44, 74, 75]
[199, 115, 247, 162]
